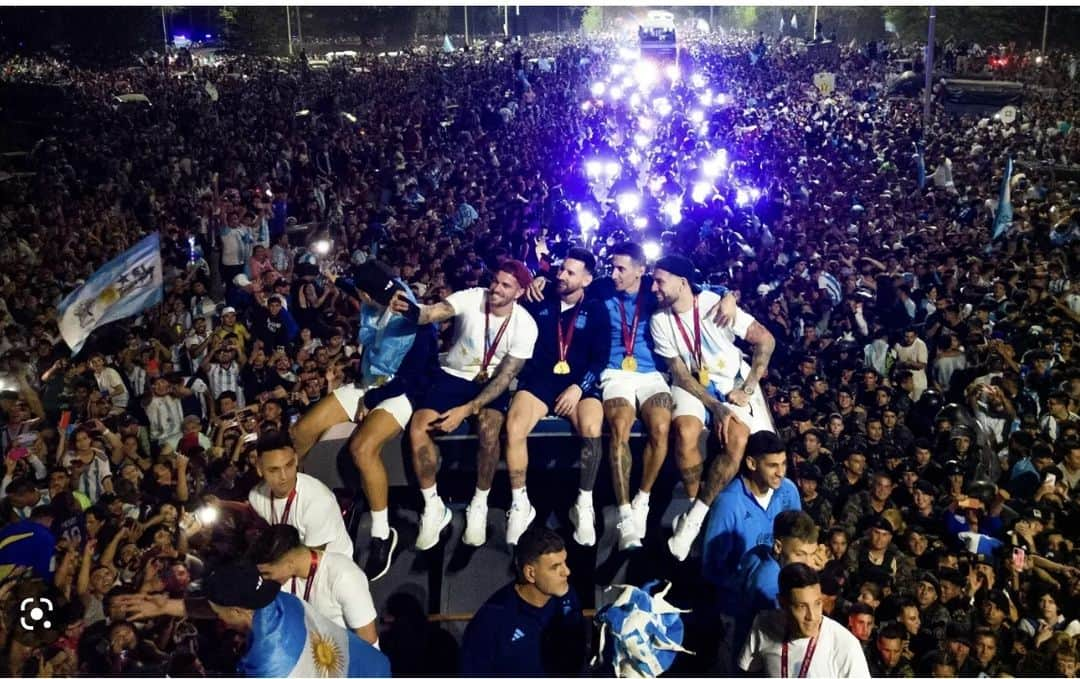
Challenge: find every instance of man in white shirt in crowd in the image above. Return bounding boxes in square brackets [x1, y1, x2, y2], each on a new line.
[893, 327, 929, 401]
[247, 430, 354, 558]
[739, 563, 871, 678]
[253, 524, 378, 646]
[649, 255, 777, 560]
[391, 260, 538, 550]
[89, 353, 129, 415]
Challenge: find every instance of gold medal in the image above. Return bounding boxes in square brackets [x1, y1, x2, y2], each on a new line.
[621, 355, 638, 371]
[474, 371, 489, 383]
[698, 367, 710, 387]
[553, 360, 571, 375]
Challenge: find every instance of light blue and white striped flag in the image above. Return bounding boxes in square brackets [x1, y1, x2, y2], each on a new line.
[915, 142, 926, 191]
[991, 156, 1013, 242]
[57, 232, 163, 353]
[818, 271, 843, 306]
[239, 592, 390, 677]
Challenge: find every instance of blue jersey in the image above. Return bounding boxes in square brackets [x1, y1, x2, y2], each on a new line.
[731, 544, 781, 655]
[702, 476, 801, 602]
[589, 276, 662, 373]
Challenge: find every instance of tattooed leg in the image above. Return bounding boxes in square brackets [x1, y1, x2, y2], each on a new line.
[409, 409, 443, 489]
[700, 416, 750, 505]
[639, 392, 673, 494]
[476, 409, 505, 492]
[604, 398, 635, 505]
[672, 415, 705, 499]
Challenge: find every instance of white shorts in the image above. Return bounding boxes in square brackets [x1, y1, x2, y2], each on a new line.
[332, 384, 413, 430]
[599, 369, 671, 409]
[671, 385, 775, 434]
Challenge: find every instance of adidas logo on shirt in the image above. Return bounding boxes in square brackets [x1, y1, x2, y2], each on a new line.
[511, 628, 525, 642]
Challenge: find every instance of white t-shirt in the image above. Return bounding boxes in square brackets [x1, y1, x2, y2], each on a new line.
[650, 290, 756, 395]
[248, 473, 353, 558]
[739, 609, 871, 678]
[287, 551, 376, 631]
[440, 287, 538, 381]
[95, 367, 129, 409]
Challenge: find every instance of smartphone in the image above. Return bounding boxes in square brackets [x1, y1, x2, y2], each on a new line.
[58, 411, 72, 430]
[243, 433, 258, 443]
[1044, 472, 1058, 487]
[289, 413, 300, 427]
[1012, 547, 1026, 571]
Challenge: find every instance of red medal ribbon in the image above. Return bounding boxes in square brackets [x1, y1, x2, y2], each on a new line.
[672, 295, 704, 372]
[290, 549, 320, 602]
[780, 634, 819, 679]
[271, 488, 297, 525]
[618, 293, 643, 359]
[480, 301, 513, 377]
[556, 303, 583, 365]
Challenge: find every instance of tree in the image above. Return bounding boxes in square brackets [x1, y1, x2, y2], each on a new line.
[219, 6, 289, 54]
[581, 6, 604, 34]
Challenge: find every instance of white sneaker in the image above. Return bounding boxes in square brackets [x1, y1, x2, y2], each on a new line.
[415, 501, 452, 551]
[667, 511, 705, 562]
[462, 500, 488, 547]
[569, 502, 596, 546]
[506, 503, 536, 546]
[631, 497, 649, 542]
[617, 520, 642, 551]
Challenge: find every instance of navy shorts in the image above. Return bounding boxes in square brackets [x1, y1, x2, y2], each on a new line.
[516, 374, 602, 413]
[418, 370, 511, 414]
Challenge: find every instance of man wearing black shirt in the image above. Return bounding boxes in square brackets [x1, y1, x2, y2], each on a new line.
[460, 526, 584, 676]
[504, 249, 610, 546]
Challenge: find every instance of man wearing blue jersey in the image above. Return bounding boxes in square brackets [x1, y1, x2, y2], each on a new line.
[504, 249, 611, 546]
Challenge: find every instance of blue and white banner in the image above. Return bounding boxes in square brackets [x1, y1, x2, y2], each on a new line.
[915, 142, 926, 191]
[57, 233, 163, 353]
[991, 156, 1014, 242]
[240, 592, 390, 677]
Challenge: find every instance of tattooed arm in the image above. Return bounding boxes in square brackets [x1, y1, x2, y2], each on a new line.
[389, 291, 456, 325]
[741, 320, 775, 393]
[665, 356, 729, 423]
[469, 357, 527, 413]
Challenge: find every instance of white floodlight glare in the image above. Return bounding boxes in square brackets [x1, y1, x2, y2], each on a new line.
[633, 60, 659, 89]
[664, 64, 680, 81]
[701, 157, 721, 178]
[749, 187, 761, 201]
[578, 209, 599, 232]
[634, 133, 650, 149]
[604, 161, 621, 177]
[633, 216, 649, 229]
[196, 505, 220, 525]
[590, 81, 606, 97]
[616, 192, 641, 214]
[619, 46, 638, 62]
[736, 188, 751, 207]
[662, 199, 682, 225]
[581, 101, 593, 112]
[691, 73, 707, 89]
[699, 91, 713, 106]
[715, 93, 729, 106]
[696, 18, 710, 32]
[690, 109, 705, 124]
[691, 181, 713, 204]
[638, 116, 655, 131]
[629, 92, 642, 108]
[649, 176, 666, 194]
[313, 238, 332, 255]
[627, 149, 642, 166]
[585, 159, 603, 178]
[654, 97, 673, 117]
[612, 63, 627, 76]
[609, 86, 624, 101]
[643, 240, 662, 260]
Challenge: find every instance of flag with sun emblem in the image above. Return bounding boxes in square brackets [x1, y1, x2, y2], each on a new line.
[57, 232, 163, 353]
[239, 592, 390, 678]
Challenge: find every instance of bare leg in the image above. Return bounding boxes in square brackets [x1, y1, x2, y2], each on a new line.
[604, 398, 636, 505]
[409, 409, 443, 490]
[349, 409, 403, 512]
[476, 409, 505, 493]
[570, 397, 604, 492]
[700, 416, 750, 505]
[639, 392, 674, 494]
[292, 393, 351, 460]
[673, 415, 705, 499]
[504, 392, 548, 490]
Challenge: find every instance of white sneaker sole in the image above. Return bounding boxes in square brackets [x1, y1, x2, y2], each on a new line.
[506, 506, 537, 546]
[570, 506, 596, 547]
[462, 508, 488, 547]
[415, 507, 452, 551]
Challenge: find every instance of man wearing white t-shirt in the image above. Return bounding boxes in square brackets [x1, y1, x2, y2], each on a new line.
[391, 260, 538, 550]
[247, 430, 354, 558]
[649, 256, 777, 561]
[253, 524, 378, 645]
[739, 563, 870, 678]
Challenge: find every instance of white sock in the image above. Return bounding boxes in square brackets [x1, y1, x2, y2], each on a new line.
[687, 499, 710, 524]
[634, 489, 651, 507]
[421, 485, 439, 505]
[618, 504, 633, 522]
[472, 487, 490, 505]
[577, 489, 593, 506]
[371, 509, 390, 540]
[512, 487, 529, 506]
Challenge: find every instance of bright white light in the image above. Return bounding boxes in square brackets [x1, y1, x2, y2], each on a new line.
[634, 132, 650, 149]
[699, 122, 710, 136]
[633, 216, 649, 229]
[629, 92, 642, 108]
[590, 81, 606, 97]
[736, 188, 751, 207]
[662, 199, 683, 224]
[616, 192, 641, 214]
[633, 60, 659, 89]
[619, 46, 638, 62]
[715, 93, 729, 106]
[609, 86, 624, 101]
[702, 157, 721, 178]
[749, 187, 761, 201]
[699, 91, 713, 106]
[691, 73, 707, 89]
[654, 98, 672, 117]
[604, 161, 621, 177]
[664, 64, 680, 81]
[649, 176, 665, 194]
[196, 506, 220, 525]
[1036, 56, 1044, 65]
[585, 160, 602, 178]
[627, 149, 642, 166]
[696, 18, 710, 32]
[611, 63, 627, 76]
[622, 76, 635, 90]
[690, 109, 705, 124]
[643, 241, 662, 260]
[639, 116, 655, 131]
[578, 210, 599, 231]
[581, 101, 593, 112]
[313, 239, 332, 255]
[692, 181, 713, 204]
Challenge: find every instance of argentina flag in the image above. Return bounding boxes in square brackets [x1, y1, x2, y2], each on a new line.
[991, 156, 1013, 242]
[914, 142, 926, 191]
[240, 592, 390, 677]
[57, 232, 163, 353]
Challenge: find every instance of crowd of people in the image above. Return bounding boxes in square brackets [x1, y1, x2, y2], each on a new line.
[0, 20, 1076, 678]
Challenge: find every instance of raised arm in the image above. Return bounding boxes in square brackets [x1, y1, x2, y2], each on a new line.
[390, 290, 456, 325]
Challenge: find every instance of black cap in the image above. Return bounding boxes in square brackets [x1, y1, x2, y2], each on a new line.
[869, 515, 896, 534]
[654, 255, 698, 289]
[915, 479, 937, 496]
[791, 408, 813, 423]
[1021, 506, 1046, 524]
[352, 260, 404, 307]
[204, 560, 281, 610]
[798, 464, 823, 482]
[915, 570, 940, 591]
[946, 622, 971, 645]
